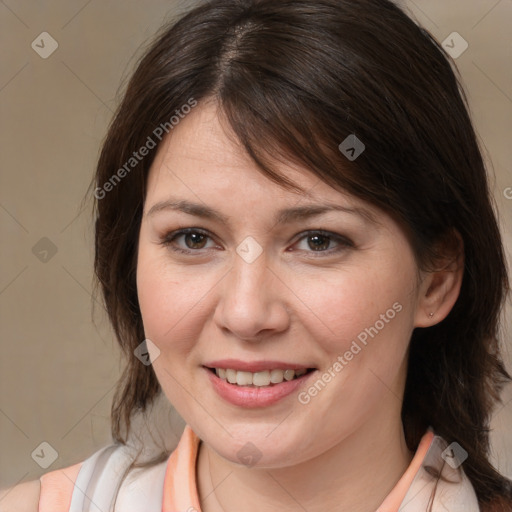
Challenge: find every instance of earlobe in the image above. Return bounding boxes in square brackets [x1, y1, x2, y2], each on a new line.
[414, 234, 464, 328]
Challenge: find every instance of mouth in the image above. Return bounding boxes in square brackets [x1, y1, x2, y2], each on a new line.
[203, 366, 317, 388]
[203, 365, 318, 408]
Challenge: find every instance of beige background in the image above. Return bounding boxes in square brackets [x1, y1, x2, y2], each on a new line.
[0, 0, 511, 492]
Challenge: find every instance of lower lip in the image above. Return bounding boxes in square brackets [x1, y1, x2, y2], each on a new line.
[203, 367, 316, 408]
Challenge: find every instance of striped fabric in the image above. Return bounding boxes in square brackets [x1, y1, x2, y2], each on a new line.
[39, 424, 480, 511]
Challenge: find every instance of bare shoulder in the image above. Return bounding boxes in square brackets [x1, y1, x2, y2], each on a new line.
[0, 479, 40, 512]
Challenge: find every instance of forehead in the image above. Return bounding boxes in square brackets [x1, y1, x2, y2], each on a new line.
[147, 102, 304, 192]
[146, 102, 368, 213]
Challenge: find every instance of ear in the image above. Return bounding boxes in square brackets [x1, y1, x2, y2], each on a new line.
[414, 230, 464, 328]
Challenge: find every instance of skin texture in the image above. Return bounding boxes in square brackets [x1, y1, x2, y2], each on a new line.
[0, 480, 40, 512]
[136, 101, 463, 512]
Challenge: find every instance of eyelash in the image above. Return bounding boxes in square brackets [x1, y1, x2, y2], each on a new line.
[159, 228, 353, 257]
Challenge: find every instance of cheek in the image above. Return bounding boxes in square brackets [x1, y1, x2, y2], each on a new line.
[290, 268, 415, 433]
[136, 246, 210, 349]
[287, 260, 417, 395]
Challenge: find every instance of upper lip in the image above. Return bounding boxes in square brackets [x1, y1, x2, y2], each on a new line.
[204, 359, 315, 373]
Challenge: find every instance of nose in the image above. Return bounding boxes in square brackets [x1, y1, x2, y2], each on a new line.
[213, 250, 290, 341]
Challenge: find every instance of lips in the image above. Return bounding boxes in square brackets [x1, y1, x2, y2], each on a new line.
[203, 359, 315, 373]
[204, 365, 317, 407]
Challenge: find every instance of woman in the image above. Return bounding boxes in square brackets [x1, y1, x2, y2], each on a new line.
[4, 0, 511, 510]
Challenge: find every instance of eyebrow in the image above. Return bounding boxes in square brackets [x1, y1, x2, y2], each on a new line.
[146, 198, 377, 225]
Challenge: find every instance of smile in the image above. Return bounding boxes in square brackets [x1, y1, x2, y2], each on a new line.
[203, 366, 317, 408]
[207, 367, 314, 387]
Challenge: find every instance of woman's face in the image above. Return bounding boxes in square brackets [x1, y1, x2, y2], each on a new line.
[137, 102, 426, 468]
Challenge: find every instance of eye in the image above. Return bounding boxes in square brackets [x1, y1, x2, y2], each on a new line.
[160, 228, 218, 254]
[160, 228, 353, 257]
[292, 230, 353, 255]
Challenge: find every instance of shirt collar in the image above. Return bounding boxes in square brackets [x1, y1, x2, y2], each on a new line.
[162, 424, 479, 512]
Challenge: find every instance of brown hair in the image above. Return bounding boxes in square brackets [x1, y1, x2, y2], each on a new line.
[91, 0, 512, 509]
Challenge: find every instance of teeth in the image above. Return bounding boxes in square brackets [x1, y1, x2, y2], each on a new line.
[284, 369, 295, 381]
[225, 369, 237, 384]
[214, 367, 309, 387]
[253, 370, 271, 386]
[236, 371, 253, 386]
[270, 369, 284, 383]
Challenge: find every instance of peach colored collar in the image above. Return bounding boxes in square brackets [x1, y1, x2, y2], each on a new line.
[162, 424, 203, 511]
[376, 428, 434, 511]
[162, 426, 442, 512]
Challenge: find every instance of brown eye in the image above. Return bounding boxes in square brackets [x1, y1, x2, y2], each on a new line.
[292, 230, 353, 256]
[161, 228, 216, 254]
[183, 232, 208, 249]
[307, 234, 331, 251]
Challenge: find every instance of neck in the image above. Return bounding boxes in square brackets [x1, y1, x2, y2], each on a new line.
[197, 413, 414, 512]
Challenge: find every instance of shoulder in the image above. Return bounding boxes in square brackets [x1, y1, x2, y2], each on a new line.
[0, 479, 40, 512]
[400, 431, 481, 511]
[425, 434, 480, 511]
[61, 442, 168, 511]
